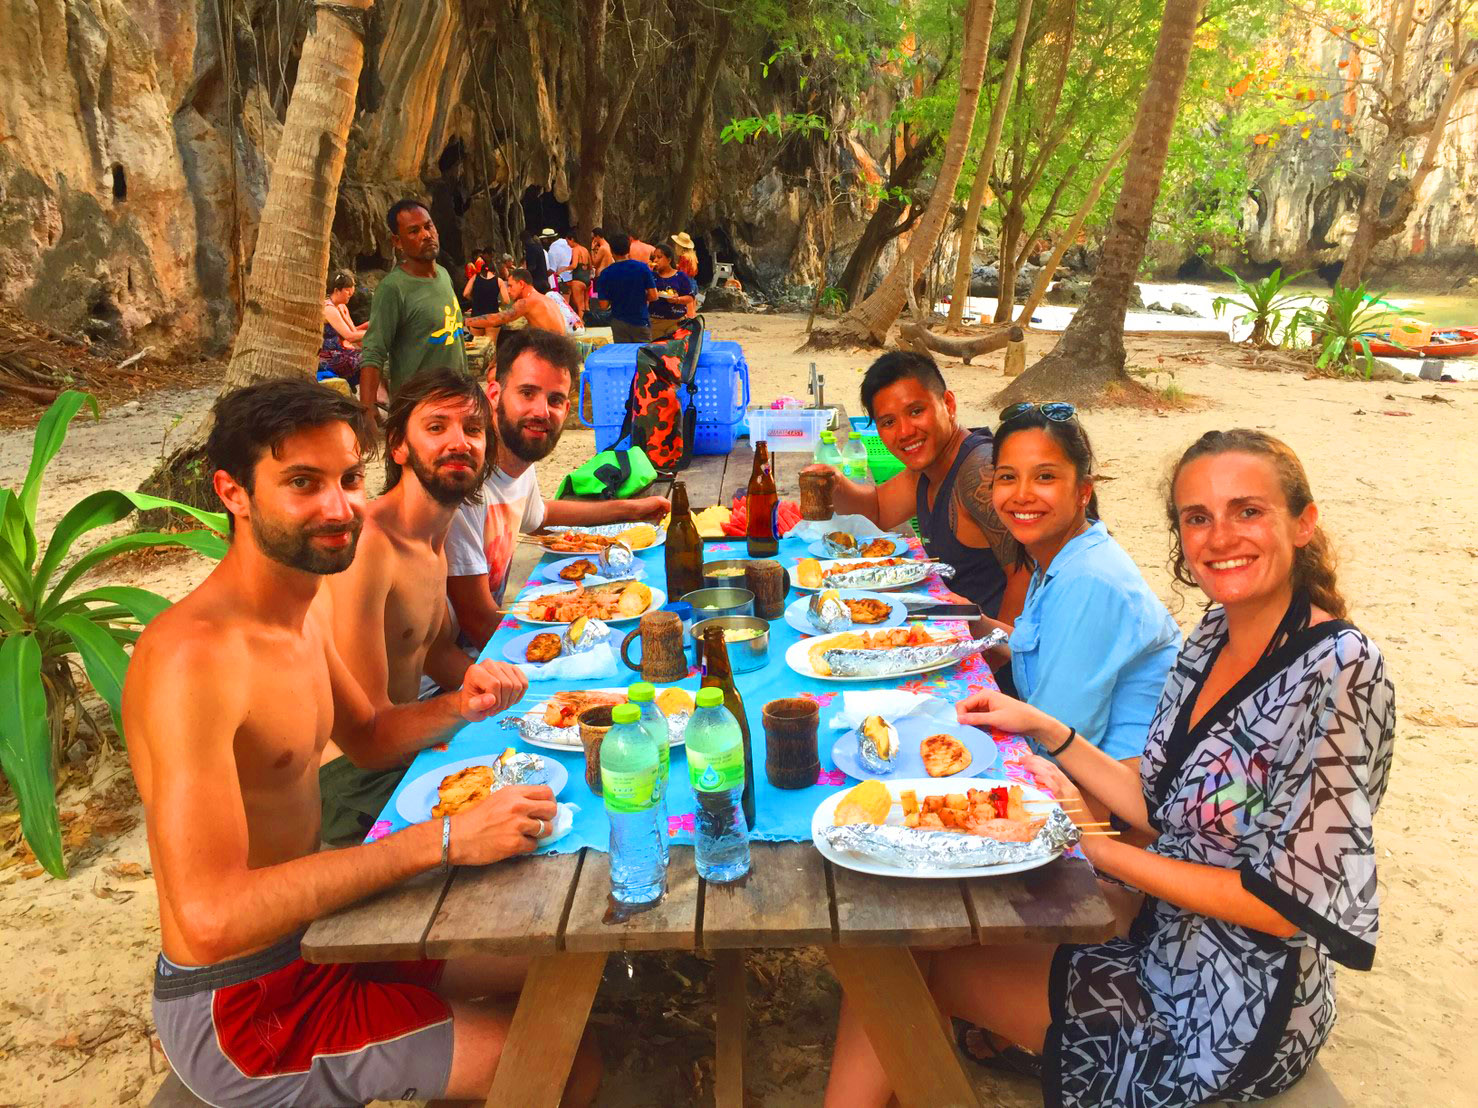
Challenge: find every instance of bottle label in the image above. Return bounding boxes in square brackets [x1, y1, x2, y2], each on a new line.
[603, 764, 659, 813]
[689, 744, 745, 793]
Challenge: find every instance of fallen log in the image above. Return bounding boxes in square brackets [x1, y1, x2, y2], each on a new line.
[897, 320, 1020, 364]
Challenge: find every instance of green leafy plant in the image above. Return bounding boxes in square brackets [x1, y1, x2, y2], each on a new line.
[1210, 266, 1312, 346]
[1, 391, 228, 876]
[817, 286, 849, 315]
[1290, 283, 1404, 378]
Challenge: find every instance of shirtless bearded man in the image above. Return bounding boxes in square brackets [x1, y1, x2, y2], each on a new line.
[317, 368, 493, 844]
[123, 380, 599, 1106]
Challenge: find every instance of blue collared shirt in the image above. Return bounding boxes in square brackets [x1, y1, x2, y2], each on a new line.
[1009, 520, 1181, 761]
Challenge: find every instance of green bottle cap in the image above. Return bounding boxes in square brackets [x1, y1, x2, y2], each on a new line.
[628, 682, 656, 702]
[820, 430, 835, 443]
[611, 703, 640, 724]
[695, 687, 725, 708]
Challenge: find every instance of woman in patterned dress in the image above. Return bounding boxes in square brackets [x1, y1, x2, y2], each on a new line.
[824, 429, 1396, 1108]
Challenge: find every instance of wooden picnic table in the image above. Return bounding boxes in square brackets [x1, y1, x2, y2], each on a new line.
[301, 448, 1117, 1108]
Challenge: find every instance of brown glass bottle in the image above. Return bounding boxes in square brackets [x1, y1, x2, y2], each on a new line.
[745, 441, 779, 558]
[664, 479, 704, 599]
[700, 626, 756, 829]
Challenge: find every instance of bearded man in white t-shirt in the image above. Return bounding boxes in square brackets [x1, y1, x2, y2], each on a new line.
[445, 329, 669, 647]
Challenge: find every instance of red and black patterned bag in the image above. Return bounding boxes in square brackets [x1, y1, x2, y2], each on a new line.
[616, 317, 705, 472]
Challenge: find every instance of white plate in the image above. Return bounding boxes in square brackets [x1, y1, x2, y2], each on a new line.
[538, 554, 623, 585]
[397, 756, 568, 824]
[790, 556, 931, 592]
[782, 591, 907, 635]
[831, 716, 999, 781]
[783, 633, 962, 682]
[805, 534, 911, 559]
[533, 525, 667, 553]
[510, 582, 666, 626]
[517, 689, 689, 752]
[811, 776, 1065, 879]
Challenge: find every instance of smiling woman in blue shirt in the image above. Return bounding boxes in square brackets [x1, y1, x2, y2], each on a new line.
[963, 402, 1180, 764]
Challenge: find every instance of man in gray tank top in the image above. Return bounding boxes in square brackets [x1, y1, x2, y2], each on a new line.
[800, 351, 1023, 620]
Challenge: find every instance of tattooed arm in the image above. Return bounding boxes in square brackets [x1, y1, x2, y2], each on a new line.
[951, 445, 1018, 564]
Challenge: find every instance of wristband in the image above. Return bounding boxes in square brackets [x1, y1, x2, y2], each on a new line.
[1047, 726, 1077, 758]
[441, 815, 452, 873]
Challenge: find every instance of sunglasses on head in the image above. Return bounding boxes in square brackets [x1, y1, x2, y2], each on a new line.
[998, 402, 1077, 424]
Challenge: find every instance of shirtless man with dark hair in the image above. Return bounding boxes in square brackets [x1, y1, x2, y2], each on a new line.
[317, 367, 495, 844]
[124, 378, 599, 1106]
[468, 267, 568, 338]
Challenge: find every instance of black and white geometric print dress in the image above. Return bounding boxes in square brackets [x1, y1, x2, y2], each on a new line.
[1042, 599, 1396, 1108]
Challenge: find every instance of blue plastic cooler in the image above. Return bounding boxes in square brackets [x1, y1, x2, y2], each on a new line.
[580, 340, 751, 454]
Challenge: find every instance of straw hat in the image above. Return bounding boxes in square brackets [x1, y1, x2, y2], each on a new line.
[539, 227, 557, 238]
[671, 232, 696, 251]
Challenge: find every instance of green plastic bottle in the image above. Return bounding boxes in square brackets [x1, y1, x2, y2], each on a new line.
[627, 682, 671, 866]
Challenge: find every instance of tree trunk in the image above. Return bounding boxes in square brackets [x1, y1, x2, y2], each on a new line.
[1013, 131, 1132, 323]
[667, 15, 732, 228]
[992, 197, 1027, 322]
[835, 134, 938, 308]
[946, 0, 1036, 328]
[571, 0, 654, 242]
[1336, 130, 1402, 290]
[836, 0, 998, 345]
[139, 0, 372, 510]
[997, 0, 1202, 405]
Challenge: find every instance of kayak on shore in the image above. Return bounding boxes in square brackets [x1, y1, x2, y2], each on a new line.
[1364, 327, 1478, 358]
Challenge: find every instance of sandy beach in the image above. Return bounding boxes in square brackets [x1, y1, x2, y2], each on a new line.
[0, 311, 1473, 1106]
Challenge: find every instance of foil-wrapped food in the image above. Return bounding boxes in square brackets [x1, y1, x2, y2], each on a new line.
[491, 750, 550, 787]
[822, 559, 955, 591]
[858, 714, 899, 774]
[822, 628, 1008, 678]
[820, 807, 1080, 870]
[503, 704, 691, 749]
[806, 588, 851, 634]
[597, 540, 636, 577]
[561, 616, 612, 656]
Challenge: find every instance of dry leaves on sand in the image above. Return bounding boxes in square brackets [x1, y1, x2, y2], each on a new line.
[1404, 709, 1478, 728]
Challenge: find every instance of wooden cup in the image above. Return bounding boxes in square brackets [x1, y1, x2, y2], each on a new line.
[744, 560, 791, 621]
[798, 469, 836, 520]
[578, 705, 616, 794]
[619, 610, 687, 682]
[763, 697, 821, 789]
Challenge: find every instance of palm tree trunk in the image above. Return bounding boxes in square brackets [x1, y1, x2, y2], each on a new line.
[997, 0, 1202, 404]
[139, 0, 372, 511]
[835, 134, 938, 308]
[837, 0, 997, 345]
[945, 0, 1036, 328]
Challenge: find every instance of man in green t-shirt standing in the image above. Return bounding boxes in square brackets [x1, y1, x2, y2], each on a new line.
[359, 199, 469, 421]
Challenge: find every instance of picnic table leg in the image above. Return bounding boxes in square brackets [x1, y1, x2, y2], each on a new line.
[714, 949, 746, 1108]
[824, 945, 981, 1108]
[483, 951, 607, 1108]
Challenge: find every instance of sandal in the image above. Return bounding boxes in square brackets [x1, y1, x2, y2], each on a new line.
[953, 1018, 1043, 1080]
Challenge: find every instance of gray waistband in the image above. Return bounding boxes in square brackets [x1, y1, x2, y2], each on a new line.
[153, 930, 307, 1001]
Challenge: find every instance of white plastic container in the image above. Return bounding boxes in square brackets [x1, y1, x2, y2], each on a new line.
[746, 407, 833, 453]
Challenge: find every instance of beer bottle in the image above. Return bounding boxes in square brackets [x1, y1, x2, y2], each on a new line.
[745, 441, 779, 558]
[664, 479, 704, 599]
[700, 626, 756, 829]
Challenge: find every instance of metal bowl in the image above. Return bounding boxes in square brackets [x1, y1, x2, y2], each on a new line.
[691, 615, 770, 673]
[680, 586, 755, 621]
[702, 559, 752, 589]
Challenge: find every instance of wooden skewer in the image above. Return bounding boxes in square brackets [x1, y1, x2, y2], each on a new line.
[1079, 830, 1120, 837]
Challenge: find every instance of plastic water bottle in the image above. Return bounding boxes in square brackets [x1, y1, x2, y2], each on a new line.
[836, 425, 870, 482]
[814, 429, 843, 471]
[684, 687, 751, 883]
[627, 682, 670, 865]
[602, 703, 667, 905]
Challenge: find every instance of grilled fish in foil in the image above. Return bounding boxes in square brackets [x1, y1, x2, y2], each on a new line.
[806, 589, 851, 634]
[822, 628, 1008, 678]
[821, 559, 955, 591]
[820, 807, 1079, 870]
[597, 540, 636, 577]
[560, 617, 612, 655]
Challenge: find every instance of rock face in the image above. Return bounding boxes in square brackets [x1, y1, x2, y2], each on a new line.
[0, 0, 889, 355]
[1237, 10, 1478, 278]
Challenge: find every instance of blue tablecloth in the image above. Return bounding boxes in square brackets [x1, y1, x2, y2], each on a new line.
[366, 535, 1018, 853]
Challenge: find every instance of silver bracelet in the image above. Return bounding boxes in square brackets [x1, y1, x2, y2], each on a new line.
[441, 814, 452, 873]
